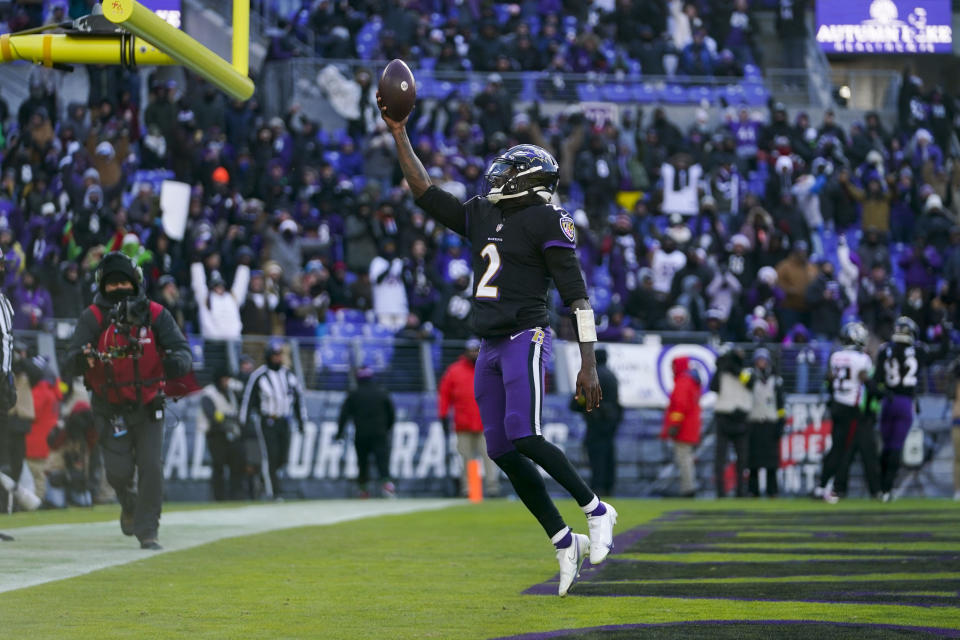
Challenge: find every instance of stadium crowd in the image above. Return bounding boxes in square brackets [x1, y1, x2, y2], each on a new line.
[0, 63, 956, 356]
[0, 1, 953, 362]
[264, 0, 779, 80]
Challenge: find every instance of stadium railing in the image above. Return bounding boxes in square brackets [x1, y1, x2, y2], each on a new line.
[260, 57, 773, 117]
[33, 319, 956, 398]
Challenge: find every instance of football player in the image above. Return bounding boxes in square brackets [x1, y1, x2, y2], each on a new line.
[378, 94, 616, 597]
[815, 321, 872, 504]
[873, 317, 944, 501]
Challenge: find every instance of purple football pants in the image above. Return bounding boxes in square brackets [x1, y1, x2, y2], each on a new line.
[880, 395, 914, 451]
[474, 328, 550, 459]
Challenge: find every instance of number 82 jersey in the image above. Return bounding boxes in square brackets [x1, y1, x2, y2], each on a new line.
[874, 342, 921, 397]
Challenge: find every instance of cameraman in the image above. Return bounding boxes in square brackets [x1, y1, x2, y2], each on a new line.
[65, 252, 192, 550]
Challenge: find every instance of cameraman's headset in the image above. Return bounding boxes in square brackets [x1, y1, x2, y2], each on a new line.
[95, 252, 144, 292]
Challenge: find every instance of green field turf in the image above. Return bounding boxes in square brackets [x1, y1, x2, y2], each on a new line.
[2, 499, 960, 639]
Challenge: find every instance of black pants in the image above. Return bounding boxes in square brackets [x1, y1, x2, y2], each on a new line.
[880, 449, 902, 494]
[355, 434, 390, 487]
[260, 418, 291, 497]
[96, 405, 164, 542]
[835, 414, 881, 496]
[584, 422, 617, 496]
[714, 414, 748, 498]
[820, 404, 859, 489]
[207, 432, 245, 501]
[0, 415, 27, 481]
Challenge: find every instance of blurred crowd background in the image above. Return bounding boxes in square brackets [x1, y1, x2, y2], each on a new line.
[0, 0, 955, 393]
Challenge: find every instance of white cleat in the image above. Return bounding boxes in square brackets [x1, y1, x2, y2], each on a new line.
[587, 502, 618, 565]
[823, 491, 839, 505]
[557, 533, 589, 597]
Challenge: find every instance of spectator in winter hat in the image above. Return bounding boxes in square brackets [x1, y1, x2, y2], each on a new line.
[52, 261, 84, 319]
[14, 268, 53, 330]
[805, 257, 848, 341]
[912, 128, 943, 173]
[626, 268, 666, 331]
[724, 233, 755, 288]
[917, 195, 954, 255]
[266, 218, 303, 284]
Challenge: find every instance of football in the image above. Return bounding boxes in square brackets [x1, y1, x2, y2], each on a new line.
[378, 59, 416, 121]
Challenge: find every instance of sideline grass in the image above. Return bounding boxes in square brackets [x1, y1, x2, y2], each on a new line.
[2, 499, 960, 639]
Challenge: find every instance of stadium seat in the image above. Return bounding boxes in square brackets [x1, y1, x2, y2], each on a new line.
[662, 84, 688, 104]
[744, 83, 770, 105]
[364, 324, 396, 339]
[358, 341, 392, 370]
[328, 322, 363, 338]
[601, 84, 632, 103]
[334, 308, 367, 324]
[633, 83, 663, 103]
[576, 84, 602, 102]
[589, 286, 611, 315]
[318, 339, 352, 372]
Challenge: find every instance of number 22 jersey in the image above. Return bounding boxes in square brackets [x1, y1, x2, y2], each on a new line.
[828, 349, 873, 407]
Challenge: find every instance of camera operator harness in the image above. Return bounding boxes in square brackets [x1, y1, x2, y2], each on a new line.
[83, 298, 167, 407]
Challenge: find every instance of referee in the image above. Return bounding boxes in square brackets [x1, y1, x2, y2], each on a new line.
[238, 339, 307, 499]
[0, 248, 17, 540]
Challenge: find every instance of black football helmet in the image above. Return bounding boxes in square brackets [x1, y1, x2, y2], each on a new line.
[483, 144, 559, 205]
[892, 316, 918, 345]
[840, 321, 869, 350]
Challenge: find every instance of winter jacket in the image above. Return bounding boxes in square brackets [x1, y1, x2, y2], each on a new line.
[191, 262, 249, 340]
[337, 379, 395, 440]
[26, 378, 62, 459]
[775, 256, 817, 311]
[438, 356, 482, 434]
[661, 357, 702, 444]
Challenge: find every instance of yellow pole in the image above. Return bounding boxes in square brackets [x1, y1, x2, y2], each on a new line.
[232, 0, 248, 77]
[0, 33, 175, 66]
[102, 0, 254, 100]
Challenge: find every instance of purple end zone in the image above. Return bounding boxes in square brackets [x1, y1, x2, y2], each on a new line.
[490, 621, 960, 640]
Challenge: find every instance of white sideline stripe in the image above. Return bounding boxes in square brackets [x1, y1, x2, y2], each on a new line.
[0, 499, 457, 594]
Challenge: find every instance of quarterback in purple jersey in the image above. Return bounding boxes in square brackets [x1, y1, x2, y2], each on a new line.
[378, 92, 617, 596]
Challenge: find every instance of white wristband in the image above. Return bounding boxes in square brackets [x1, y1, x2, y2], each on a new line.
[574, 308, 597, 343]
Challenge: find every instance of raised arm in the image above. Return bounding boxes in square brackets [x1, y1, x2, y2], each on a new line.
[376, 92, 467, 236]
[376, 93, 431, 198]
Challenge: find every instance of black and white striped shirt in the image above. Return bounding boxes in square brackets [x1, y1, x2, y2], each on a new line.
[238, 365, 308, 426]
[0, 292, 13, 376]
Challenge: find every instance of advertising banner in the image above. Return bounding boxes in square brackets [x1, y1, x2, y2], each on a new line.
[161, 391, 950, 500]
[816, 0, 952, 54]
[556, 341, 717, 408]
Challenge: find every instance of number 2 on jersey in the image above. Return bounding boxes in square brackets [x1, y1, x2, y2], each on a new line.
[476, 243, 501, 300]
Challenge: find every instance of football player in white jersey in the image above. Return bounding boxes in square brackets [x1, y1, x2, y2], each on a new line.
[815, 322, 873, 503]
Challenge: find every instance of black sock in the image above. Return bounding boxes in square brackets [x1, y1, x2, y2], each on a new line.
[513, 436, 595, 506]
[493, 450, 566, 538]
